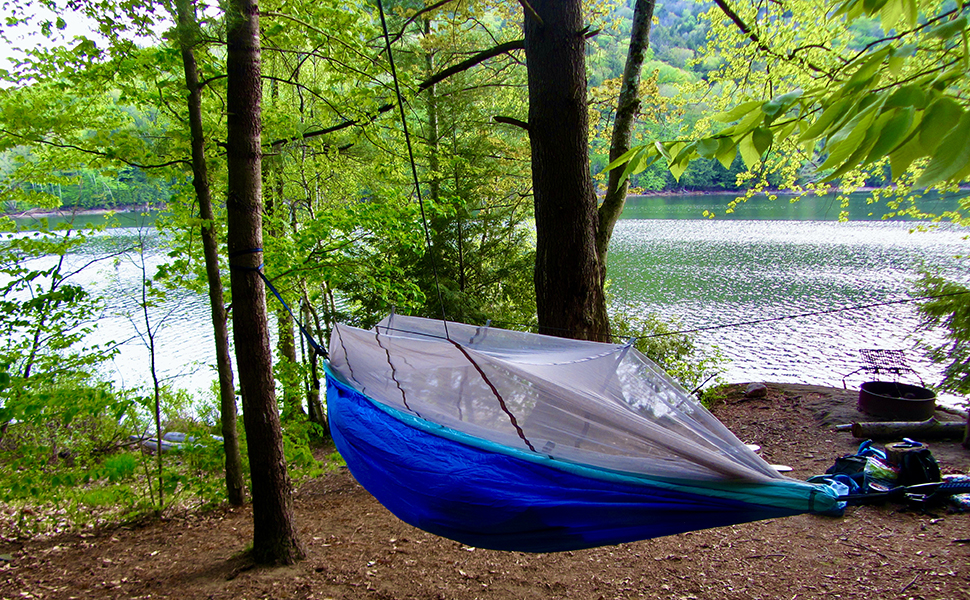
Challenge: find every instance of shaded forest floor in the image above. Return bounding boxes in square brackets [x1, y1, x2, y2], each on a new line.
[2, 383, 969, 600]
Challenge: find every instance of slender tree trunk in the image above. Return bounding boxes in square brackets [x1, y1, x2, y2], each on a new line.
[424, 18, 441, 207]
[596, 0, 655, 271]
[524, 0, 610, 342]
[225, 0, 305, 564]
[277, 304, 302, 418]
[302, 297, 328, 433]
[264, 143, 302, 420]
[137, 239, 165, 515]
[175, 0, 245, 507]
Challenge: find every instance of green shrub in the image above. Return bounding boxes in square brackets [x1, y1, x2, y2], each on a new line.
[610, 305, 726, 394]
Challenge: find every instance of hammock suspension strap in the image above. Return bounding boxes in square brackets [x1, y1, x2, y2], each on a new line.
[229, 247, 328, 358]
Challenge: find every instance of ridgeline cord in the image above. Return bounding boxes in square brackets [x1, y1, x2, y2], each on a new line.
[376, 0, 450, 338]
[637, 290, 970, 340]
[480, 289, 970, 343]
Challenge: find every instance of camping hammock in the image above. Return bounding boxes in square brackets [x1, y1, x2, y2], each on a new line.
[325, 313, 840, 553]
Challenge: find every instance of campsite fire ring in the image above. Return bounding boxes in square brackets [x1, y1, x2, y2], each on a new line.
[857, 380, 937, 421]
[844, 349, 937, 421]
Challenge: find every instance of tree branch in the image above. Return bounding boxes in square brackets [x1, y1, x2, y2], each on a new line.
[519, 0, 543, 25]
[418, 39, 525, 91]
[493, 115, 529, 131]
[712, 0, 767, 52]
[265, 103, 395, 148]
[712, 0, 827, 75]
[0, 129, 190, 170]
[387, 0, 457, 46]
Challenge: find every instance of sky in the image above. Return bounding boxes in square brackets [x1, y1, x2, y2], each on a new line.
[0, 4, 99, 66]
[0, 2, 166, 78]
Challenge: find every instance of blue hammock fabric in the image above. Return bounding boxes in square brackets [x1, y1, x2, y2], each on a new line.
[325, 316, 840, 553]
[327, 371, 835, 553]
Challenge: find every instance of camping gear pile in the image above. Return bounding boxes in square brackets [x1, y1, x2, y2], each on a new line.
[813, 438, 970, 511]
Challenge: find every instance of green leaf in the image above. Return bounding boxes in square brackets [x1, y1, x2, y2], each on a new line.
[799, 97, 853, 141]
[903, 0, 918, 27]
[761, 89, 803, 121]
[833, 0, 865, 20]
[884, 85, 925, 109]
[928, 16, 968, 40]
[879, 0, 902, 30]
[712, 100, 763, 123]
[736, 104, 767, 134]
[817, 103, 881, 171]
[865, 107, 914, 163]
[629, 152, 657, 176]
[604, 146, 642, 172]
[738, 132, 762, 168]
[918, 97, 962, 153]
[846, 47, 891, 88]
[672, 142, 698, 165]
[825, 130, 879, 181]
[752, 127, 773, 155]
[777, 120, 799, 141]
[824, 114, 887, 181]
[889, 133, 924, 178]
[863, 0, 890, 16]
[669, 160, 689, 182]
[715, 138, 738, 169]
[697, 137, 720, 158]
[915, 110, 970, 187]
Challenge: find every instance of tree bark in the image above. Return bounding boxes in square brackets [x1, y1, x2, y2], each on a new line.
[174, 0, 245, 508]
[596, 0, 655, 271]
[225, 0, 305, 564]
[524, 0, 610, 341]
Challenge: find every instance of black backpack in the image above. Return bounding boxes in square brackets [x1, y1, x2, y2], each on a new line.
[896, 448, 942, 487]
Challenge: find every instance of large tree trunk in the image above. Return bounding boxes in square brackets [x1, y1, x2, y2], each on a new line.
[596, 0, 655, 271]
[225, 0, 305, 565]
[524, 0, 609, 342]
[174, 0, 245, 508]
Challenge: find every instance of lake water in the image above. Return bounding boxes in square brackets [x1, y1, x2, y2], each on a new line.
[14, 192, 970, 407]
[609, 193, 969, 406]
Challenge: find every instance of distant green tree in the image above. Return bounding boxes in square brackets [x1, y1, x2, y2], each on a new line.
[914, 274, 970, 448]
[608, 0, 970, 216]
[0, 218, 127, 448]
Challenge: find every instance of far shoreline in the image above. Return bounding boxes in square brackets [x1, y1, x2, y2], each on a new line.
[6, 186, 969, 219]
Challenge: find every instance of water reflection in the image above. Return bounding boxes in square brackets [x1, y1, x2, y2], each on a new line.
[622, 191, 967, 221]
[608, 217, 968, 405]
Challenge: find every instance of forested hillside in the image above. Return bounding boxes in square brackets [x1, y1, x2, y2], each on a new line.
[0, 0, 752, 214]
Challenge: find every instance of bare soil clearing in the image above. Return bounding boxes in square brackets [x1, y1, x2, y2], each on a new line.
[2, 383, 969, 600]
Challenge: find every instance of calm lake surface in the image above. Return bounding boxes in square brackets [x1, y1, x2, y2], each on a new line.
[609, 193, 968, 405]
[15, 192, 970, 407]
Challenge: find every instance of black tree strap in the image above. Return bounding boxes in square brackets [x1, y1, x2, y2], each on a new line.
[229, 248, 328, 358]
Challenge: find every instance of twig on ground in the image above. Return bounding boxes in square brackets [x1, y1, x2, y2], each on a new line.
[839, 540, 888, 559]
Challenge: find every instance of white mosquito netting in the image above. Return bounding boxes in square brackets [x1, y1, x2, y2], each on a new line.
[327, 313, 786, 483]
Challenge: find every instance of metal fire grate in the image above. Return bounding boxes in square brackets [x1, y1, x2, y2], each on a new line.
[859, 349, 914, 378]
[843, 349, 924, 387]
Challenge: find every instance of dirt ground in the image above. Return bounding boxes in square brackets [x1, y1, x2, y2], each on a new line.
[2, 383, 969, 600]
